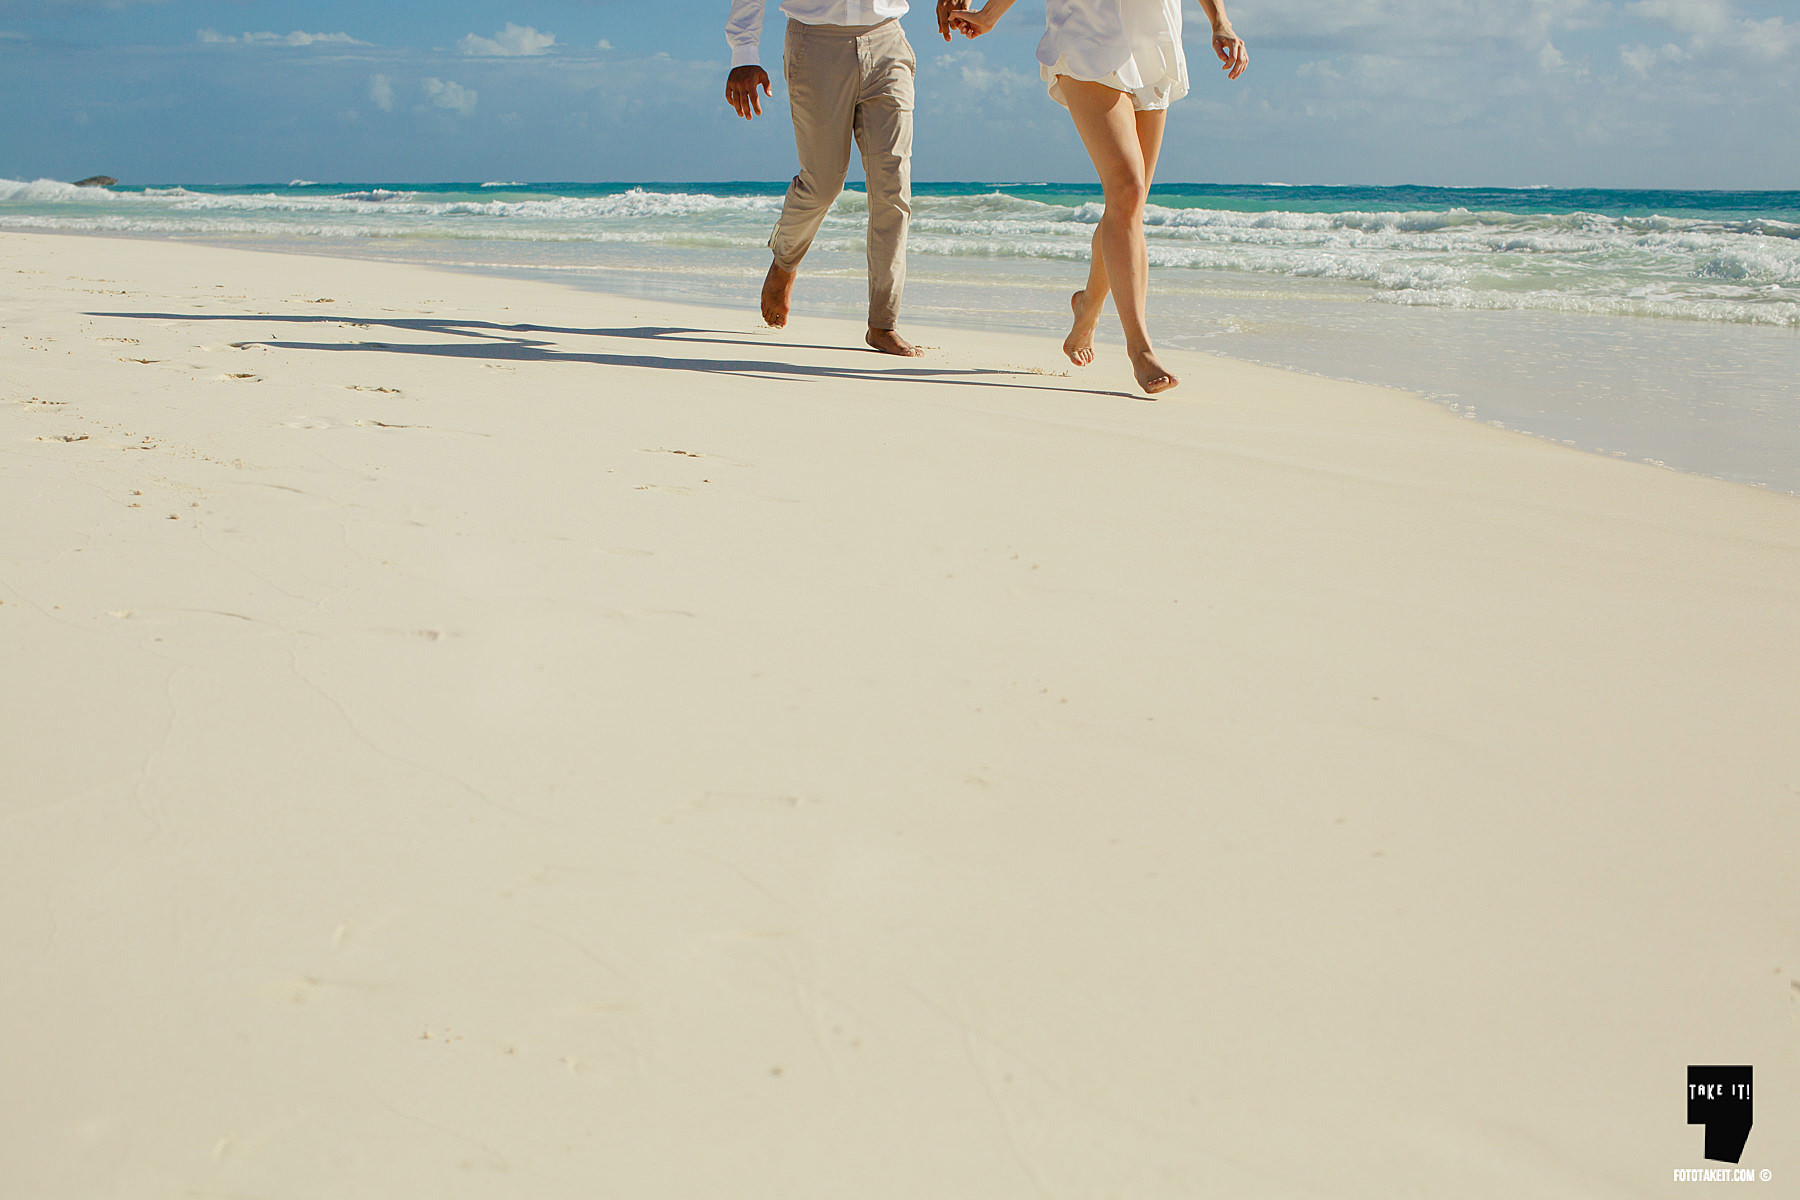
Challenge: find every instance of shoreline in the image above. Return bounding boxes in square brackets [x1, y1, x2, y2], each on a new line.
[19, 223, 1800, 497]
[4, 230, 1798, 1196]
[17, 227, 1800, 496]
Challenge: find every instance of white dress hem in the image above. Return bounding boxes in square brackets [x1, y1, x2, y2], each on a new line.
[1035, 0, 1189, 113]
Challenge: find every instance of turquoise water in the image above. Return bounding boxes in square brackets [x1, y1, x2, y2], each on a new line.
[5, 177, 1798, 490]
[6, 179, 1799, 325]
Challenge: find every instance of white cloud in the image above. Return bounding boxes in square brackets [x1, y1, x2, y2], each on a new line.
[459, 23, 556, 57]
[1619, 40, 1690, 73]
[936, 49, 1034, 96]
[368, 73, 394, 112]
[248, 31, 368, 47]
[1247, 0, 1608, 50]
[596, 39, 613, 51]
[0, 30, 28, 40]
[198, 29, 370, 47]
[1625, 0, 1795, 58]
[422, 77, 478, 115]
[1625, 0, 1735, 37]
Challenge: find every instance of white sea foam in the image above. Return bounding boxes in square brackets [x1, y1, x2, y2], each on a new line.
[0, 178, 102, 203]
[4, 180, 1795, 326]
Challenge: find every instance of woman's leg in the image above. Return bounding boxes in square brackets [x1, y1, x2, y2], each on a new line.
[1063, 227, 1108, 366]
[1057, 77, 1174, 393]
[1064, 107, 1167, 367]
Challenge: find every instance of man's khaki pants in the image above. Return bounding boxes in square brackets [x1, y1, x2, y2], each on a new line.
[772, 18, 915, 331]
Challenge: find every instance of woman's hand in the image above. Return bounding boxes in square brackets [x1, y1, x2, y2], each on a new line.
[1213, 28, 1247, 79]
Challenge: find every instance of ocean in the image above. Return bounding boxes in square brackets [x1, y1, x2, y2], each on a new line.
[5, 178, 1798, 491]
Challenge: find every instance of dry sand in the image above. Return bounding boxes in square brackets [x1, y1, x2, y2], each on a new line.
[2, 230, 1797, 1197]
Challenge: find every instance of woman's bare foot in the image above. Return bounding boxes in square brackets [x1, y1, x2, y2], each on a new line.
[1131, 348, 1179, 395]
[1062, 289, 1103, 366]
[866, 327, 923, 356]
[761, 261, 796, 327]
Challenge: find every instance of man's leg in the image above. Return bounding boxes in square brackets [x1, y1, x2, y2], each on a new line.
[764, 21, 858, 328]
[853, 23, 919, 355]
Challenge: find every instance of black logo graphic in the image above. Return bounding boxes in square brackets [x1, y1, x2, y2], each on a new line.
[1688, 1066, 1753, 1163]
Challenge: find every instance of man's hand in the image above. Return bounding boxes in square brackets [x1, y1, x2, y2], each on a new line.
[937, 0, 970, 42]
[1213, 30, 1247, 80]
[726, 65, 773, 119]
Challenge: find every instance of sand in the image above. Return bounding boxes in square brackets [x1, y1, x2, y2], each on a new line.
[2, 230, 1797, 1197]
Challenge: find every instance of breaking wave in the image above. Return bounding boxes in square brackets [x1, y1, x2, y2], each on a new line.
[4, 178, 1797, 326]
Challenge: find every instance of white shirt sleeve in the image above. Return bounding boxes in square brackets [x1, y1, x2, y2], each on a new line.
[725, 0, 769, 69]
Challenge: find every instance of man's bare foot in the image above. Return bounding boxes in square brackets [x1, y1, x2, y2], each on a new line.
[866, 327, 923, 356]
[761, 261, 795, 328]
[1063, 289, 1103, 366]
[1131, 348, 1179, 396]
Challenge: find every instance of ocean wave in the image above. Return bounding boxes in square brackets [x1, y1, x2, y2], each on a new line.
[0, 177, 105, 203]
[335, 189, 416, 203]
[1694, 247, 1800, 285]
[6, 180, 1796, 326]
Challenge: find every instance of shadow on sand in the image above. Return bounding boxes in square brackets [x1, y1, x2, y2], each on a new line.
[88, 312, 1139, 400]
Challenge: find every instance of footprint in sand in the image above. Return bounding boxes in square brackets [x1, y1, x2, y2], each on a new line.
[637, 446, 751, 468]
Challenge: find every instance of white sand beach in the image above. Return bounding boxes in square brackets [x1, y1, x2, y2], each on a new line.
[3, 230, 1797, 1196]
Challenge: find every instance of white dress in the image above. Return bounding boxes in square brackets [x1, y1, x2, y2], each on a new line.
[1037, 0, 1188, 112]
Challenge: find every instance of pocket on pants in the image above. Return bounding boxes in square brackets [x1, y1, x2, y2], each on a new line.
[876, 36, 916, 113]
[783, 24, 803, 83]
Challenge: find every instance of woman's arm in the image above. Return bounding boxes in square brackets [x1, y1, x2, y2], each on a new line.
[949, 0, 1018, 38]
[1195, 0, 1248, 79]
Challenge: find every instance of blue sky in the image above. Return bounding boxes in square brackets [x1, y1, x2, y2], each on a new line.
[0, 0, 1795, 187]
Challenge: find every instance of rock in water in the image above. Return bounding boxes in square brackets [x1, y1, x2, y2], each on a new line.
[73, 176, 117, 188]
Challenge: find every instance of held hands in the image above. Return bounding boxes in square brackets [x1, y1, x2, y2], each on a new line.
[951, 8, 999, 38]
[726, 65, 773, 119]
[936, 0, 969, 41]
[941, 0, 1005, 40]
